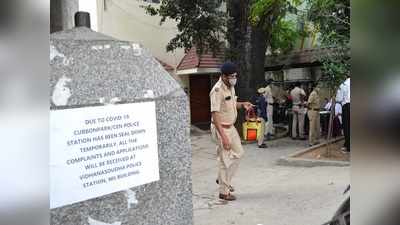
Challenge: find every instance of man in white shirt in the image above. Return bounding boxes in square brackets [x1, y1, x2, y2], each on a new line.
[336, 74, 350, 152]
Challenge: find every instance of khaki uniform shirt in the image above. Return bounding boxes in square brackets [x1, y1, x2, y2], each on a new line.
[264, 85, 274, 104]
[290, 87, 306, 105]
[210, 78, 237, 125]
[308, 89, 321, 110]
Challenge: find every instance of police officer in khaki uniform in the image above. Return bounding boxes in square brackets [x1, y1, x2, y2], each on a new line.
[290, 82, 307, 140]
[307, 83, 321, 146]
[263, 79, 275, 139]
[210, 62, 253, 201]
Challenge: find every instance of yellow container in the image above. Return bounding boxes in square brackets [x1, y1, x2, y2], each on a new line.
[242, 118, 262, 141]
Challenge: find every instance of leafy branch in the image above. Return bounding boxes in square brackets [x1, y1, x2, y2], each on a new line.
[142, 0, 227, 55]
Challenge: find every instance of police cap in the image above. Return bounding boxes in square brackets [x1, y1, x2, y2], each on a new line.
[220, 62, 238, 75]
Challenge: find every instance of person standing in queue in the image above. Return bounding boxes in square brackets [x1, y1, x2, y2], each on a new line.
[290, 82, 307, 140]
[336, 74, 350, 152]
[264, 78, 275, 140]
[307, 83, 321, 146]
[255, 87, 268, 148]
[210, 62, 253, 201]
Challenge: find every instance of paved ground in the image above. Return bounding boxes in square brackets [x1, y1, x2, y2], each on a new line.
[191, 131, 350, 225]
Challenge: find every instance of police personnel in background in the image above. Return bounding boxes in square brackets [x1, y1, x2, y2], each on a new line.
[210, 62, 253, 201]
[307, 83, 321, 146]
[255, 87, 268, 148]
[290, 82, 307, 140]
[264, 78, 275, 140]
[336, 74, 350, 152]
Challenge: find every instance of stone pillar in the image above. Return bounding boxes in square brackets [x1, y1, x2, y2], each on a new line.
[50, 0, 79, 33]
[50, 27, 192, 225]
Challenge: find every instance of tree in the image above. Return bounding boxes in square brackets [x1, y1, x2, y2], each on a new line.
[307, 0, 350, 89]
[144, 0, 303, 97]
[227, 0, 303, 101]
[143, 0, 226, 54]
[270, 20, 300, 55]
[144, 0, 303, 136]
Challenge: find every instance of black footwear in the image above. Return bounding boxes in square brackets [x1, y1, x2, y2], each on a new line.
[219, 193, 236, 201]
[258, 143, 268, 148]
[309, 142, 320, 147]
[298, 137, 307, 140]
[216, 179, 234, 192]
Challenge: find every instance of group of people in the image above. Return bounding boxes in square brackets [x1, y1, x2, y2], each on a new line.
[290, 82, 322, 146]
[209, 62, 350, 201]
[253, 81, 325, 148]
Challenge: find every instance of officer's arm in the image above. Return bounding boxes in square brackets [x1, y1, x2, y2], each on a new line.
[237, 102, 254, 110]
[211, 112, 228, 141]
[210, 90, 229, 143]
[307, 92, 315, 108]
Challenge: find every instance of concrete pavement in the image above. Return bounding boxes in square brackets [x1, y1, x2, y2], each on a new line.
[191, 131, 350, 225]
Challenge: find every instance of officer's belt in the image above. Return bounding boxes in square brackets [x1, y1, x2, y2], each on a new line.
[212, 122, 232, 129]
[310, 108, 320, 111]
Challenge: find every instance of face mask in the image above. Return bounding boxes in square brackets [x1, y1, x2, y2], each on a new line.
[228, 78, 237, 86]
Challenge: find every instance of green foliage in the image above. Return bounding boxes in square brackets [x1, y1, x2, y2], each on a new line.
[307, 0, 350, 89]
[249, 0, 350, 90]
[249, 0, 277, 25]
[270, 20, 299, 54]
[143, 0, 226, 54]
[320, 51, 350, 91]
[249, 0, 303, 26]
[249, 0, 307, 54]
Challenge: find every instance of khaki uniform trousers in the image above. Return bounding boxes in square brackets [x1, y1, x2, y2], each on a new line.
[292, 105, 305, 138]
[211, 124, 244, 195]
[266, 105, 274, 135]
[257, 118, 266, 145]
[307, 110, 320, 145]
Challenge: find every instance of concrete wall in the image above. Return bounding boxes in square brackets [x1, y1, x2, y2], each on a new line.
[283, 68, 310, 81]
[96, 0, 184, 68]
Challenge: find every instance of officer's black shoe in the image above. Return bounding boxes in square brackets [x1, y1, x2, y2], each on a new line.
[258, 143, 268, 148]
[219, 193, 236, 201]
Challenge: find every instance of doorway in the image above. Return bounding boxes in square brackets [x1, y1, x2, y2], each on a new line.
[189, 75, 211, 129]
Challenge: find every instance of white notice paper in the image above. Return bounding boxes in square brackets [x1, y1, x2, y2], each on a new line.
[50, 102, 159, 208]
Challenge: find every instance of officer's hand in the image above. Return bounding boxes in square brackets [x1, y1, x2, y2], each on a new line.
[221, 136, 231, 151]
[243, 102, 254, 111]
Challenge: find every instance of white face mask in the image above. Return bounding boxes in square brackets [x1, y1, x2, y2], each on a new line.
[228, 78, 237, 86]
